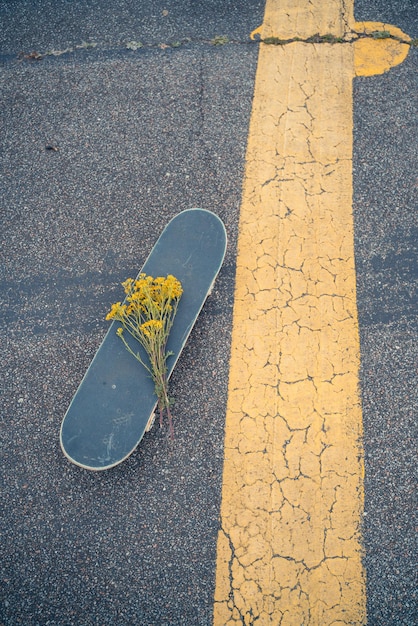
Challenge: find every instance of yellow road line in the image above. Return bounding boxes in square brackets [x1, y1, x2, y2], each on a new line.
[213, 1, 410, 624]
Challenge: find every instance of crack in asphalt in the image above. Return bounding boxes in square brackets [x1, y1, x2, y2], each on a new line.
[3, 26, 415, 66]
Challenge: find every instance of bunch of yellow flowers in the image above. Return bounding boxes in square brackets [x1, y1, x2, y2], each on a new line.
[106, 273, 183, 438]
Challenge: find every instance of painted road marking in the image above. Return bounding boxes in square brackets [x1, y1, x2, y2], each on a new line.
[213, 1, 410, 624]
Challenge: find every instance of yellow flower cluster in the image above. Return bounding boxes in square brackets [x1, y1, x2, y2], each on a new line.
[105, 273, 183, 438]
[105, 302, 126, 321]
[136, 274, 181, 299]
[140, 319, 163, 337]
[106, 274, 182, 328]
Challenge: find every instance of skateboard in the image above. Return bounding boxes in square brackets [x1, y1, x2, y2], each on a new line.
[60, 209, 227, 470]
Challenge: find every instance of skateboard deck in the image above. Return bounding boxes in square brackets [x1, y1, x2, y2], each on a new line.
[60, 209, 227, 470]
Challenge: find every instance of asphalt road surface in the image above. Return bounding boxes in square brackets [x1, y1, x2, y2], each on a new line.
[1, 1, 416, 624]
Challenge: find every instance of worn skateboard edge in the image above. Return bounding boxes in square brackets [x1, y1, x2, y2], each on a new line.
[60, 425, 155, 471]
[59, 208, 227, 471]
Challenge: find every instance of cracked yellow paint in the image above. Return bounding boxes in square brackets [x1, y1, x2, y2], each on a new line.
[354, 22, 410, 77]
[253, 0, 352, 39]
[214, 1, 410, 625]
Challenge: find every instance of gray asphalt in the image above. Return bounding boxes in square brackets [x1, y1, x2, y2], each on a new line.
[1, 1, 417, 625]
[354, 1, 417, 624]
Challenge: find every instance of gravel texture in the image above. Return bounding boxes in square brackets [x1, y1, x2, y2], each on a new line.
[0, 0, 264, 56]
[1, 26, 260, 625]
[1, 1, 417, 625]
[354, 2, 417, 624]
